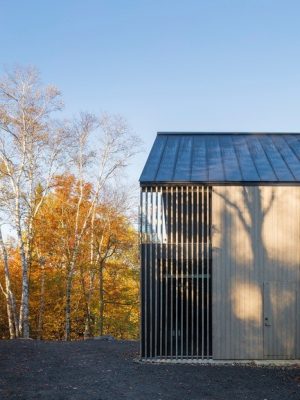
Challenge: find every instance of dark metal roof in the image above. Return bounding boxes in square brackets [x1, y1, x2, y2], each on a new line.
[140, 133, 300, 184]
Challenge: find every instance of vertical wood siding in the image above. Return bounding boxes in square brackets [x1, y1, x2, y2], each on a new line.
[212, 186, 300, 359]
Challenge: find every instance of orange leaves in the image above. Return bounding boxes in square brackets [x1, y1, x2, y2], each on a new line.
[26, 174, 139, 339]
[0, 172, 140, 340]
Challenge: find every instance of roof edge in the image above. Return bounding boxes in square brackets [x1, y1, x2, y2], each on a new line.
[139, 181, 300, 186]
[157, 132, 300, 135]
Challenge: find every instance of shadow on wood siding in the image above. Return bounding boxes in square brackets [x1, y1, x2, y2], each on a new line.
[212, 186, 300, 359]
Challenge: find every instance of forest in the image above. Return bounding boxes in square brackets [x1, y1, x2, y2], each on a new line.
[0, 66, 141, 340]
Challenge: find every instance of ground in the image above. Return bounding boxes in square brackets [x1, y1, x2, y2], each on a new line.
[0, 340, 299, 400]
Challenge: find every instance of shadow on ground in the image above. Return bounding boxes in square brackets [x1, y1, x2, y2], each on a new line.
[0, 340, 299, 400]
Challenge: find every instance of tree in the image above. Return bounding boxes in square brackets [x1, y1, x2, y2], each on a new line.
[28, 174, 139, 340]
[63, 112, 140, 339]
[0, 65, 141, 341]
[0, 66, 68, 338]
[0, 227, 18, 338]
[82, 194, 136, 338]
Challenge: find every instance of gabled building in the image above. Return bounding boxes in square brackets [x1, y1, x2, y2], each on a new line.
[139, 132, 300, 361]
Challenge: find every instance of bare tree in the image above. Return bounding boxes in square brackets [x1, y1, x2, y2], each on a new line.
[0, 66, 68, 338]
[64, 112, 141, 340]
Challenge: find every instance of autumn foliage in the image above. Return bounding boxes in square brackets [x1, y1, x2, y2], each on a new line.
[0, 174, 139, 340]
[0, 66, 141, 340]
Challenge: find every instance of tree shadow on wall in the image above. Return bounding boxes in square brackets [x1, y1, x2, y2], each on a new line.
[213, 186, 298, 359]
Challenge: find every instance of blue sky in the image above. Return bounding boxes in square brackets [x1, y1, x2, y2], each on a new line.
[1, 0, 300, 182]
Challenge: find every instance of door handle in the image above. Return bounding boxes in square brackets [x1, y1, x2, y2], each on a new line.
[264, 323, 271, 327]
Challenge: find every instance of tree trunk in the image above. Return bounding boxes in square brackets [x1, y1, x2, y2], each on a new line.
[79, 264, 93, 339]
[0, 228, 19, 338]
[37, 260, 45, 340]
[65, 268, 73, 341]
[99, 264, 104, 336]
[26, 219, 35, 305]
[11, 296, 19, 338]
[14, 197, 30, 338]
[83, 210, 96, 339]
[17, 236, 30, 338]
[86, 270, 96, 337]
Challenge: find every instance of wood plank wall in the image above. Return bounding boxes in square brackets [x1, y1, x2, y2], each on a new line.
[212, 186, 300, 359]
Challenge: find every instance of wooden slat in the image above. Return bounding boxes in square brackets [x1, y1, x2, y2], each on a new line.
[141, 185, 213, 360]
[175, 186, 179, 359]
[149, 187, 153, 358]
[144, 188, 148, 358]
[165, 186, 169, 357]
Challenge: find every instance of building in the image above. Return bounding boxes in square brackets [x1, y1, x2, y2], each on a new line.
[139, 132, 300, 361]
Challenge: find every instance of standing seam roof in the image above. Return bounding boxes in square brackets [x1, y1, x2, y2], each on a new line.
[139, 133, 300, 184]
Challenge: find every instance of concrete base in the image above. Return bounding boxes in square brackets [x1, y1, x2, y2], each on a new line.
[137, 358, 300, 366]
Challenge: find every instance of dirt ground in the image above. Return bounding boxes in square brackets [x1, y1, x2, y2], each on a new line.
[0, 340, 299, 400]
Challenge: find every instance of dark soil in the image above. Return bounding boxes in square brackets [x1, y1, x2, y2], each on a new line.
[0, 340, 299, 400]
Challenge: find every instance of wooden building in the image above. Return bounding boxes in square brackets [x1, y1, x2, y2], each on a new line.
[139, 132, 300, 361]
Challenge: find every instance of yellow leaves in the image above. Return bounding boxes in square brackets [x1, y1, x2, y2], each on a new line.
[0, 173, 139, 340]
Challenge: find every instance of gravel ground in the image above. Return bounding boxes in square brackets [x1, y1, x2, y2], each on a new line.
[0, 340, 299, 400]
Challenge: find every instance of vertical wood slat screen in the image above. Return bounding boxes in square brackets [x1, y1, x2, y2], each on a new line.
[140, 185, 212, 360]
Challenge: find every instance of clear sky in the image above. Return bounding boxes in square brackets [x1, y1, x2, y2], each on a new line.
[1, 0, 300, 183]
